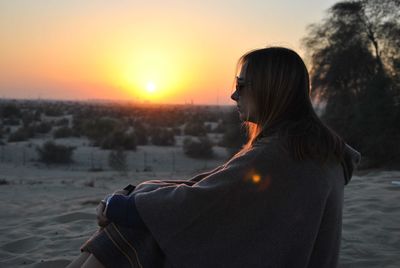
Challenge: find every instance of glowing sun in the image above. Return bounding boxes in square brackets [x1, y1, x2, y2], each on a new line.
[146, 81, 156, 93]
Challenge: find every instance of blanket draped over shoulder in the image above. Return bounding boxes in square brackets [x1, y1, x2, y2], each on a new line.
[132, 138, 361, 268]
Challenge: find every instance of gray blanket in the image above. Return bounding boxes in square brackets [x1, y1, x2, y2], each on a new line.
[133, 138, 361, 268]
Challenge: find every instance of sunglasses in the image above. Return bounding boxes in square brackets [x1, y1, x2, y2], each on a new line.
[235, 76, 251, 93]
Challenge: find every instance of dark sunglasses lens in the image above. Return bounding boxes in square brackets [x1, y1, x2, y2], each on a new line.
[236, 82, 244, 92]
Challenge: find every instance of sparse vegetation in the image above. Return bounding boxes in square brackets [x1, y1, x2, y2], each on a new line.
[150, 127, 175, 146]
[3, 118, 20, 126]
[183, 121, 207, 136]
[8, 127, 34, 142]
[101, 130, 136, 150]
[36, 141, 75, 164]
[221, 110, 247, 156]
[133, 121, 148, 145]
[83, 117, 121, 146]
[33, 122, 52, 134]
[55, 118, 69, 127]
[183, 136, 214, 159]
[1, 104, 21, 118]
[0, 178, 10, 185]
[0, 100, 248, 167]
[53, 126, 74, 138]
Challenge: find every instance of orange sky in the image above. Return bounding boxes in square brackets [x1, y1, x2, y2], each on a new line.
[0, 0, 338, 105]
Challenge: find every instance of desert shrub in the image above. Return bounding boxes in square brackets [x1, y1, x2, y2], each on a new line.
[55, 118, 69, 127]
[183, 121, 207, 136]
[183, 136, 214, 159]
[34, 109, 42, 120]
[21, 112, 37, 127]
[43, 107, 64, 116]
[172, 126, 182, 136]
[101, 130, 136, 150]
[0, 178, 10, 185]
[72, 114, 85, 136]
[83, 117, 121, 146]
[133, 121, 148, 145]
[150, 127, 175, 146]
[3, 118, 20, 126]
[1, 104, 21, 118]
[8, 127, 34, 142]
[205, 124, 212, 132]
[220, 110, 247, 150]
[34, 122, 52, 134]
[108, 148, 128, 173]
[36, 141, 75, 164]
[53, 126, 74, 138]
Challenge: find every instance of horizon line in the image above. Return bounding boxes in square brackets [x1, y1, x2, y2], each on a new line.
[0, 96, 235, 107]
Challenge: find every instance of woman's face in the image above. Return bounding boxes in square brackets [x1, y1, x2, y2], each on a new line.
[230, 61, 257, 123]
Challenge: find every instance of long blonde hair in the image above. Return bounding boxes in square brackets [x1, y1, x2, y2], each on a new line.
[232, 47, 346, 165]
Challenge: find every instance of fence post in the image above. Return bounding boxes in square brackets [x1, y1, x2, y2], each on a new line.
[22, 146, 26, 166]
[144, 151, 147, 171]
[90, 150, 94, 170]
[172, 151, 175, 172]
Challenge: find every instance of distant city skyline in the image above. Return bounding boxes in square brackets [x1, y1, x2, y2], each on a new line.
[0, 0, 338, 105]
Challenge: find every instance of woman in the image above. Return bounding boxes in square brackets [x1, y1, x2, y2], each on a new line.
[67, 47, 361, 268]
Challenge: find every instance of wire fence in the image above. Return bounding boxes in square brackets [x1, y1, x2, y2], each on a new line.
[0, 142, 228, 174]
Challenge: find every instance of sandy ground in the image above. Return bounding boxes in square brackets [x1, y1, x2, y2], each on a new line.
[0, 137, 230, 268]
[0, 153, 399, 267]
[0, 165, 220, 268]
[339, 169, 400, 268]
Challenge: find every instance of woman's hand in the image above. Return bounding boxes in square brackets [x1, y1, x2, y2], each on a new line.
[96, 200, 110, 228]
[96, 187, 131, 227]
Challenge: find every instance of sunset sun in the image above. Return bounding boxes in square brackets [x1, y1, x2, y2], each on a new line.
[146, 81, 156, 93]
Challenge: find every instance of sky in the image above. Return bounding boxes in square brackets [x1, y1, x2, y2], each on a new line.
[0, 0, 338, 105]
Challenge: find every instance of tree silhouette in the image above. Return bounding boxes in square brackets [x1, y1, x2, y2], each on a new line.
[302, 0, 400, 167]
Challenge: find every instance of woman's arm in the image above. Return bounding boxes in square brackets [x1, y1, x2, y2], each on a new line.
[133, 164, 226, 193]
[103, 164, 227, 227]
[186, 164, 226, 182]
[104, 194, 147, 229]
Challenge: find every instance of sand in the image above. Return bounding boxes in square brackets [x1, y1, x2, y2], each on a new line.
[339, 170, 400, 268]
[0, 136, 230, 268]
[0, 151, 399, 267]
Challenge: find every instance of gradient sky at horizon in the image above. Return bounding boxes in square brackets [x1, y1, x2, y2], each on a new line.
[1, 0, 338, 105]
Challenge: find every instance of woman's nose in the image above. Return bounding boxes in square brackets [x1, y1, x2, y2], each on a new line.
[231, 90, 239, 102]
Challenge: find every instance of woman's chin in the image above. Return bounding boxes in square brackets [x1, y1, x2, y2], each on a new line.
[238, 113, 248, 122]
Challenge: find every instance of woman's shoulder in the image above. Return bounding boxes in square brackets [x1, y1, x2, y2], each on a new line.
[225, 136, 286, 167]
[253, 135, 288, 156]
